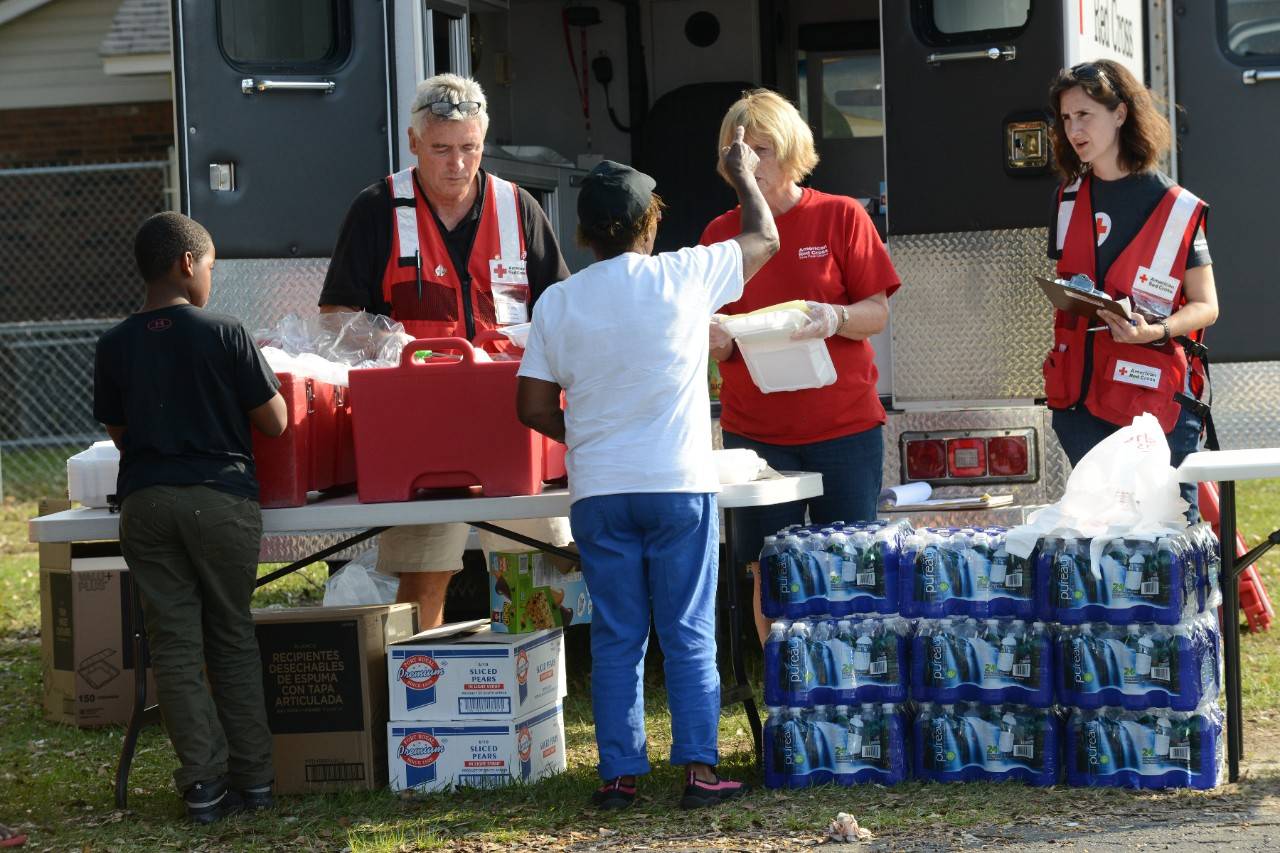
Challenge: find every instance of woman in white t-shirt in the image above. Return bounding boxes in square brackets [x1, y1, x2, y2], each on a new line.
[516, 131, 778, 811]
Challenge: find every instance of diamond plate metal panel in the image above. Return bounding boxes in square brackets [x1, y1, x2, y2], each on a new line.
[888, 228, 1054, 403]
[882, 407, 1067, 507]
[1208, 361, 1280, 451]
[207, 258, 331, 329]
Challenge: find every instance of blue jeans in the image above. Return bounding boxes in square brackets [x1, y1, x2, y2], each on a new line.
[569, 492, 720, 780]
[722, 425, 884, 567]
[1052, 406, 1203, 523]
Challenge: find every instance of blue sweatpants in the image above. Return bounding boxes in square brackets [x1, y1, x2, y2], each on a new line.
[569, 492, 720, 780]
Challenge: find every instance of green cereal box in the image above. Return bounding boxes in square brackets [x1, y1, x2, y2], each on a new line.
[489, 549, 593, 634]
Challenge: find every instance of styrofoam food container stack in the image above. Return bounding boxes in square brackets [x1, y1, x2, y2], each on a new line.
[497, 322, 531, 348]
[67, 440, 120, 507]
[722, 308, 837, 394]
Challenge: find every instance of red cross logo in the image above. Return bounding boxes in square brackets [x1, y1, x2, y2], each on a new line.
[494, 263, 507, 277]
[1140, 274, 1149, 284]
[1118, 366, 1128, 376]
[1095, 216, 1108, 236]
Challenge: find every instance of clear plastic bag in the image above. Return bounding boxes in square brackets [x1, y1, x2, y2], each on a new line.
[323, 547, 399, 607]
[256, 311, 415, 381]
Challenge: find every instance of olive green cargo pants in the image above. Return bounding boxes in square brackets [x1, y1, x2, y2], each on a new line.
[120, 484, 273, 792]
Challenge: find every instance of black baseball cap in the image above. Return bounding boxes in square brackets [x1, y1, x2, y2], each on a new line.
[577, 160, 657, 229]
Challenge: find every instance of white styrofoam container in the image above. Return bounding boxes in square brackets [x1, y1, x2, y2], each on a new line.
[66, 441, 120, 507]
[723, 308, 837, 394]
[388, 702, 565, 792]
[388, 624, 566, 720]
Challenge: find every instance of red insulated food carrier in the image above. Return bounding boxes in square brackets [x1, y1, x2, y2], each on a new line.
[349, 338, 566, 502]
[252, 372, 357, 508]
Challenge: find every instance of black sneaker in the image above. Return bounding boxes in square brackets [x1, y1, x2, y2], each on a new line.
[679, 768, 750, 809]
[184, 778, 243, 825]
[590, 776, 637, 810]
[238, 782, 274, 812]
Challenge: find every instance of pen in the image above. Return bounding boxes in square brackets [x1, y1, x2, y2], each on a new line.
[415, 250, 423, 302]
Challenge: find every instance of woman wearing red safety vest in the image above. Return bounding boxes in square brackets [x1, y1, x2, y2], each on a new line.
[1043, 60, 1218, 520]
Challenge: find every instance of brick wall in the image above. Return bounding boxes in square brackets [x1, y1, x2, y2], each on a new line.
[0, 101, 174, 167]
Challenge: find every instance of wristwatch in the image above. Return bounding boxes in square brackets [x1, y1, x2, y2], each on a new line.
[1154, 320, 1171, 346]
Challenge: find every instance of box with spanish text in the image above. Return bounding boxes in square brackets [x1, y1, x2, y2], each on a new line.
[388, 624, 565, 721]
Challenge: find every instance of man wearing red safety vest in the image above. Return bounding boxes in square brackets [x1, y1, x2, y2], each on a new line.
[319, 74, 571, 626]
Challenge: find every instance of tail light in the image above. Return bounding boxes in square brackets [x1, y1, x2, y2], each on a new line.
[900, 428, 1038, 485]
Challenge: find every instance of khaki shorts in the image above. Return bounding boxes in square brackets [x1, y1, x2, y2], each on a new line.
[376, 517, 573, 574]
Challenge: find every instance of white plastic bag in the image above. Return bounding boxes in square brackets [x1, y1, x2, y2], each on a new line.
[1006, 413, 1189, 570]
[713, 448, 768, 484]
[323, 547, 399, 607]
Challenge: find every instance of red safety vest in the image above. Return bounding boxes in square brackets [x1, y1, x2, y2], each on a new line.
[381, 168, 529, 352]
[1042, 173, 1207, 432]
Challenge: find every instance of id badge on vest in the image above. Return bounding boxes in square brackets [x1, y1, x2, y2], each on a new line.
[1130, 265, 1179, 319]
[489, 258, 530, 324]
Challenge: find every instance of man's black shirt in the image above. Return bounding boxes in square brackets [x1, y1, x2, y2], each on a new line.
[318, 169, 570, 332]
[93, 304, 280, 501]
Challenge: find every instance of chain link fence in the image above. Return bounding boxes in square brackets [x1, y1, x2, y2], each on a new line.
[0, 161, 173, 500]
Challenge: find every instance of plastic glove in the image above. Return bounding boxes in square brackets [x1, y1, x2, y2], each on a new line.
[790, 301, 840, 340]
[709, 314, 733, 351]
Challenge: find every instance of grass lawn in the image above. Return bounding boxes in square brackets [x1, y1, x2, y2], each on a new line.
[2, 491, 1279, 851]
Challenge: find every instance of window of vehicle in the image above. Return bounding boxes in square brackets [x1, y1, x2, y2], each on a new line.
[218, 0, 348, 70]
[1221, 0, 1280, 62]
[800, 53, 883, 139]
[916, 0, 1032, 46]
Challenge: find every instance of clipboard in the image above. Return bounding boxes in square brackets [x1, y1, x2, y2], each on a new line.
[1036, 276, 1132, 323]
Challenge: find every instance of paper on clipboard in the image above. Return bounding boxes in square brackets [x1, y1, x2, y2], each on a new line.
[1036, 276, 1133, 323]
[879, 482, 1013, 512]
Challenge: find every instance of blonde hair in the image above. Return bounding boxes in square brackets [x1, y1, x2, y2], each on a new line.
[410, 73, 489, 133]
[716, 89, 818, 185]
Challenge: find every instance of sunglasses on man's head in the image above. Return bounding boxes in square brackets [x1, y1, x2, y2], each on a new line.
[415, 100, 483, 117]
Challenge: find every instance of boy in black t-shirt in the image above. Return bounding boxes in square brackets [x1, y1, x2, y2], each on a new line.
[93, 212, 287, 824]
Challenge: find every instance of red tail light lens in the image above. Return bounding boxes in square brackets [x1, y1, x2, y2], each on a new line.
[904, 438, 947, 480]
[988, 435, 1030, 476]
[947, 437, 987, 478]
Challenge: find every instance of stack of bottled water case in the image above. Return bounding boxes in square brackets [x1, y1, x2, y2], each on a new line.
[899, 526, 1060, 785]
[1053, 523, 1225, 790]
[760, 521, 914, 788]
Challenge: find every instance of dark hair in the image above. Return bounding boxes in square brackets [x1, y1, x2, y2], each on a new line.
[133, 211, 213, 283]
[1048, 59, 1172, 183]
[576, 193, 665, 259]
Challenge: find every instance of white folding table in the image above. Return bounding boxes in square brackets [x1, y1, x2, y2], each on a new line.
[1177, 449, 1280, 783]
[30, 472, 823, 804]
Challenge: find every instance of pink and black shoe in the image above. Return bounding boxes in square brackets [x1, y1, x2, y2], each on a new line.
[680, 768, 750, 809]
[591, 776, 637, 810]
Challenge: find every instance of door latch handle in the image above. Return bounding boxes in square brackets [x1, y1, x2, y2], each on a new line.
[926, 46, 1016, 65]
[241, 78, 336, 94]
[1243, 69, 1280, 85]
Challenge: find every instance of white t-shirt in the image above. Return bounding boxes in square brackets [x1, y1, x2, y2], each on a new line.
[518, 240, 744, 503]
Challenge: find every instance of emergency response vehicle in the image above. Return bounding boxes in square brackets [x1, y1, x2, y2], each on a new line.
[169, 0, 1280, 527]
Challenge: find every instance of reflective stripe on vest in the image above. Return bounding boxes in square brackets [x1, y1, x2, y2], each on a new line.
[388, 168, 522, 266]
[1054, 176, 1082, 255]
[391, 168, 419, 263]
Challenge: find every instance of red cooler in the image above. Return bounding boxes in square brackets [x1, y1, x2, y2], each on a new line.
[349, 338, 562, 502]
[252, 372, 356, 508]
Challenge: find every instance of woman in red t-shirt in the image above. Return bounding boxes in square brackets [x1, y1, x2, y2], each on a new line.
[701, 89, 901, 644]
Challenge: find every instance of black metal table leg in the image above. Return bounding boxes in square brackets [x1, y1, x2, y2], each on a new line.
[115, 575, 149, 809]
[720, 507, 763, 762]
[1220, 479, 1243, 782]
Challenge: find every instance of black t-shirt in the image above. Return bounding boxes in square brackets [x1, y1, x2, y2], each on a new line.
[318, 169, 570, 335]
[1048, 170, 1212, 285]
[93, 304, 281, 500]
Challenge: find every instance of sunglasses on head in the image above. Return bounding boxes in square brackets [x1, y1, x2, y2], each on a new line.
[1070, 62, 1110, 87]
[415, 100, 483, 117]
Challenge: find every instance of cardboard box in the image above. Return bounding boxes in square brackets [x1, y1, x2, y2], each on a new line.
[488, 549, 592, 633]
[388, 623, 566, 721]
[253, 603, 417, 794]
[388, 702, 566, 792]
[39, 532, 156, 728]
